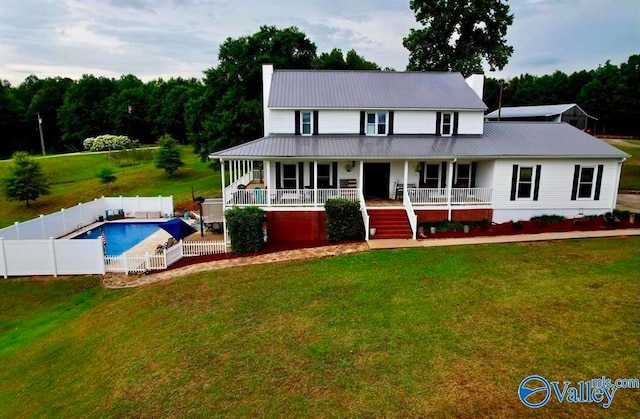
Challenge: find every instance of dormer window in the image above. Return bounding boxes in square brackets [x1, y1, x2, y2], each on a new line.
[366, 112, 387, 135]
[441, 112, 452, 136]
[301, 111, 312, 135]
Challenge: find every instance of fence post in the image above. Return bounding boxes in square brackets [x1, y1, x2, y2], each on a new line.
[145, 252, 151, 271]
[123, 252, 129, 275]
[49, 237, 58, 277]
[61, 208, 67, 234]
[137, 196, 140, 211]
[0, 238, 7, 278]
[78, 203, 83, 227]
[14, 222, 20, 240]
[40, 215, 46, 238]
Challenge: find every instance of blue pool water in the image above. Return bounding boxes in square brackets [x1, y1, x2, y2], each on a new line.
[73, 222, 162, 256]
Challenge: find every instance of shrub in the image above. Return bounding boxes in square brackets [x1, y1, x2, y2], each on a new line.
[530, 214, 566, 224]
[325, 198, 364, 242]
[155, 135, 184, 177]
[83, 135, 132, 152]
[96, 167, 117, 190]
[225, 206, 265, 254]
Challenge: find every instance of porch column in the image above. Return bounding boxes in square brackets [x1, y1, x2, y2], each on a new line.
[230, 160, 235, 185]
[220, 159, 228, 248]
[358, 161, 364, 191]
[403, 160, 409, 201]
[447, 159, 455, 221]
[220, 159, 226, 198]
[265, 160, 271, 206]
[313, 161, 318, 207]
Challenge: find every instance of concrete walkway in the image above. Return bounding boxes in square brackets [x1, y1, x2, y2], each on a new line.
[102, 229, 640, 289]
[367, 229, 640, 249]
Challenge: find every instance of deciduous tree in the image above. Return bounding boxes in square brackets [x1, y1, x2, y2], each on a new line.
[403, 0, 514, 76]
[155, 135, 184, 177]
[3, 152, 50, 207]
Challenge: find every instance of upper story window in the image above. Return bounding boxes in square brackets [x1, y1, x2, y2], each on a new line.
[301, 111, 312, 135]
[366, 112, 387, 135]
[441, 112, 453, 136]
[578, 167, 595, 198]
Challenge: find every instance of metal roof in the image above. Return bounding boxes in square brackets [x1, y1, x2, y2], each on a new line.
[485, 104, 596, 119]
[268, 70, 487, 110]
[211, 122, 627, 160]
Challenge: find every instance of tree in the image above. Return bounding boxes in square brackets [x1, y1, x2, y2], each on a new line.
[96, 167, 117, 191]
[314, 48, 380, 70]
[3, 152, 50, 207]
[403, 0, 514, 76]
[155, 135, 184, 177]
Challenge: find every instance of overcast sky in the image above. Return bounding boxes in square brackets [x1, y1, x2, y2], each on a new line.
[1, 0, 638, 86]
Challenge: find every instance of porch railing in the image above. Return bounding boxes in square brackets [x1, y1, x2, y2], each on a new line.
[408, 188, 492, 205]
[403, 189, 418, 240]
[358, 189, 370, 241]
[225, 187, 359, 207]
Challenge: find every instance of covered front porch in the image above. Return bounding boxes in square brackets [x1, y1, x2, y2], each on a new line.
[220, 159, 493, 208]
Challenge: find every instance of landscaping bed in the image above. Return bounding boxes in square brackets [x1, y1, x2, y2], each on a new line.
[419, 213, 637, 240]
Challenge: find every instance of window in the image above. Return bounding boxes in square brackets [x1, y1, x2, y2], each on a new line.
[301, 111, 312, 135]
[424, 164, 440, 188]
[283, 164, 297, 189]
[317, 164, 330, 188]
[455, 164, 470, 188]
[366, 112, 387, 135]
[578, 167, 595, 198]
[517, 167, 533, 198]
[441, 112, 452, 136]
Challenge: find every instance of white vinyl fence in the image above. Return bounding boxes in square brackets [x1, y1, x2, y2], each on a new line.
[103, 239, 227, 274]
[0, 196, 175, 278]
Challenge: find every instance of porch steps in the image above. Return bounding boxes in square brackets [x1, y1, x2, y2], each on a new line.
[368, 209, 412, 239]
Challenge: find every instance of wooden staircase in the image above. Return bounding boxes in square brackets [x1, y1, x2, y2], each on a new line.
[368, 209, 412, 239]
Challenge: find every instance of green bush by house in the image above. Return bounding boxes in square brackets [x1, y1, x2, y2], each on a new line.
[225, 206, 265, 254]
[325, 198, 364, 242]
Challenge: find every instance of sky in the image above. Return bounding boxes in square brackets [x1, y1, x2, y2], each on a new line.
[0, 0, 638, 86]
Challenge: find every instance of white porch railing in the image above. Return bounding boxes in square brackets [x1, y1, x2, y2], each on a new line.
[183, 240, 227, 256]
[358, 189, 370, 241]
[403, 190, 418, 240]
[224, 188, 359, 207]
[408, 188, 492, 205]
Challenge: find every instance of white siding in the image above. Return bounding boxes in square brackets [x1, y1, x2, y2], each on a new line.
[270, 110, 294, 134]
[456, 111, 484, 134]
[394, 111, 436, 134]
[475, 160, 494, 188]
[318, 110, 360, 134]
[491, 159, 620, 222]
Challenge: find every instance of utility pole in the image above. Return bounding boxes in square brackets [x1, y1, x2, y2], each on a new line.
[37, 113, 46, 155]
[497, 81, 504, 121]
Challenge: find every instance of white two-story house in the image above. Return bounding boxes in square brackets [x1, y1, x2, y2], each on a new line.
[212, 64, 627, 243]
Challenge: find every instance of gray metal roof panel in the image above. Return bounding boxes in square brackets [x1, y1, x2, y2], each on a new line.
[211, 122, 628, 159]
[485, 103, 596, 119]
[268, 70, 487, 110]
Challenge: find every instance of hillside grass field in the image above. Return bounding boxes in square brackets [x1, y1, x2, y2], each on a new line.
[0, 146, 222, 227]
[0, 238, 638, 417]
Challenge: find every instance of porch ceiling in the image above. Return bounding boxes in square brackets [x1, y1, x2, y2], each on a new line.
[211, 123, 627, 160]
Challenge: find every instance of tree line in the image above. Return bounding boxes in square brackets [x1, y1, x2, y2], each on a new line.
[0, 23, 638, 161]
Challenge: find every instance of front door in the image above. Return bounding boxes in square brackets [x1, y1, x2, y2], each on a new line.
[363, 163, 390, 199]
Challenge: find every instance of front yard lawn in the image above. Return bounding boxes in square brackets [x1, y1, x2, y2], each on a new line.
[0, 238, 638, 417]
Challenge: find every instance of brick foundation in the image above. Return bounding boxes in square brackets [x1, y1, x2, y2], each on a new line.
[266, 211, 327, 243]
[416, 209, 493, 223]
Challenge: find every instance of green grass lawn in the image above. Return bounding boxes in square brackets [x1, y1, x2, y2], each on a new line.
[0, 238, 638, 417]
[0, 147, 222, 227]
[618, 146, 640, 190]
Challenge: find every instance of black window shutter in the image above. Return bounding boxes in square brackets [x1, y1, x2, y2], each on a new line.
[470, 161, 477, 188]
[510, 165, 519, 201]
[275, 162, 282, 189]
[309, 162, 314, 188]
[570, 165, 580, 200]
[332, 162, 338, 188]
[594, 164, 604, 200]
[418, 162, 425, 188]
[533, 164, 542, 201]
[298, 162, 304, 189]
[453, 112, 459, 135]
[313, 111, 319, 135]
[388, 111, 394, 135]
[294, 111, 300, 135]
[440, 161, 447, 188]
[359, 111, 365, 135]
[435, 112, 442, 135]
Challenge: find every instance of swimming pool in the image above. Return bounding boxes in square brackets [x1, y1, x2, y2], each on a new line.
[73, 222, 162, 256]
